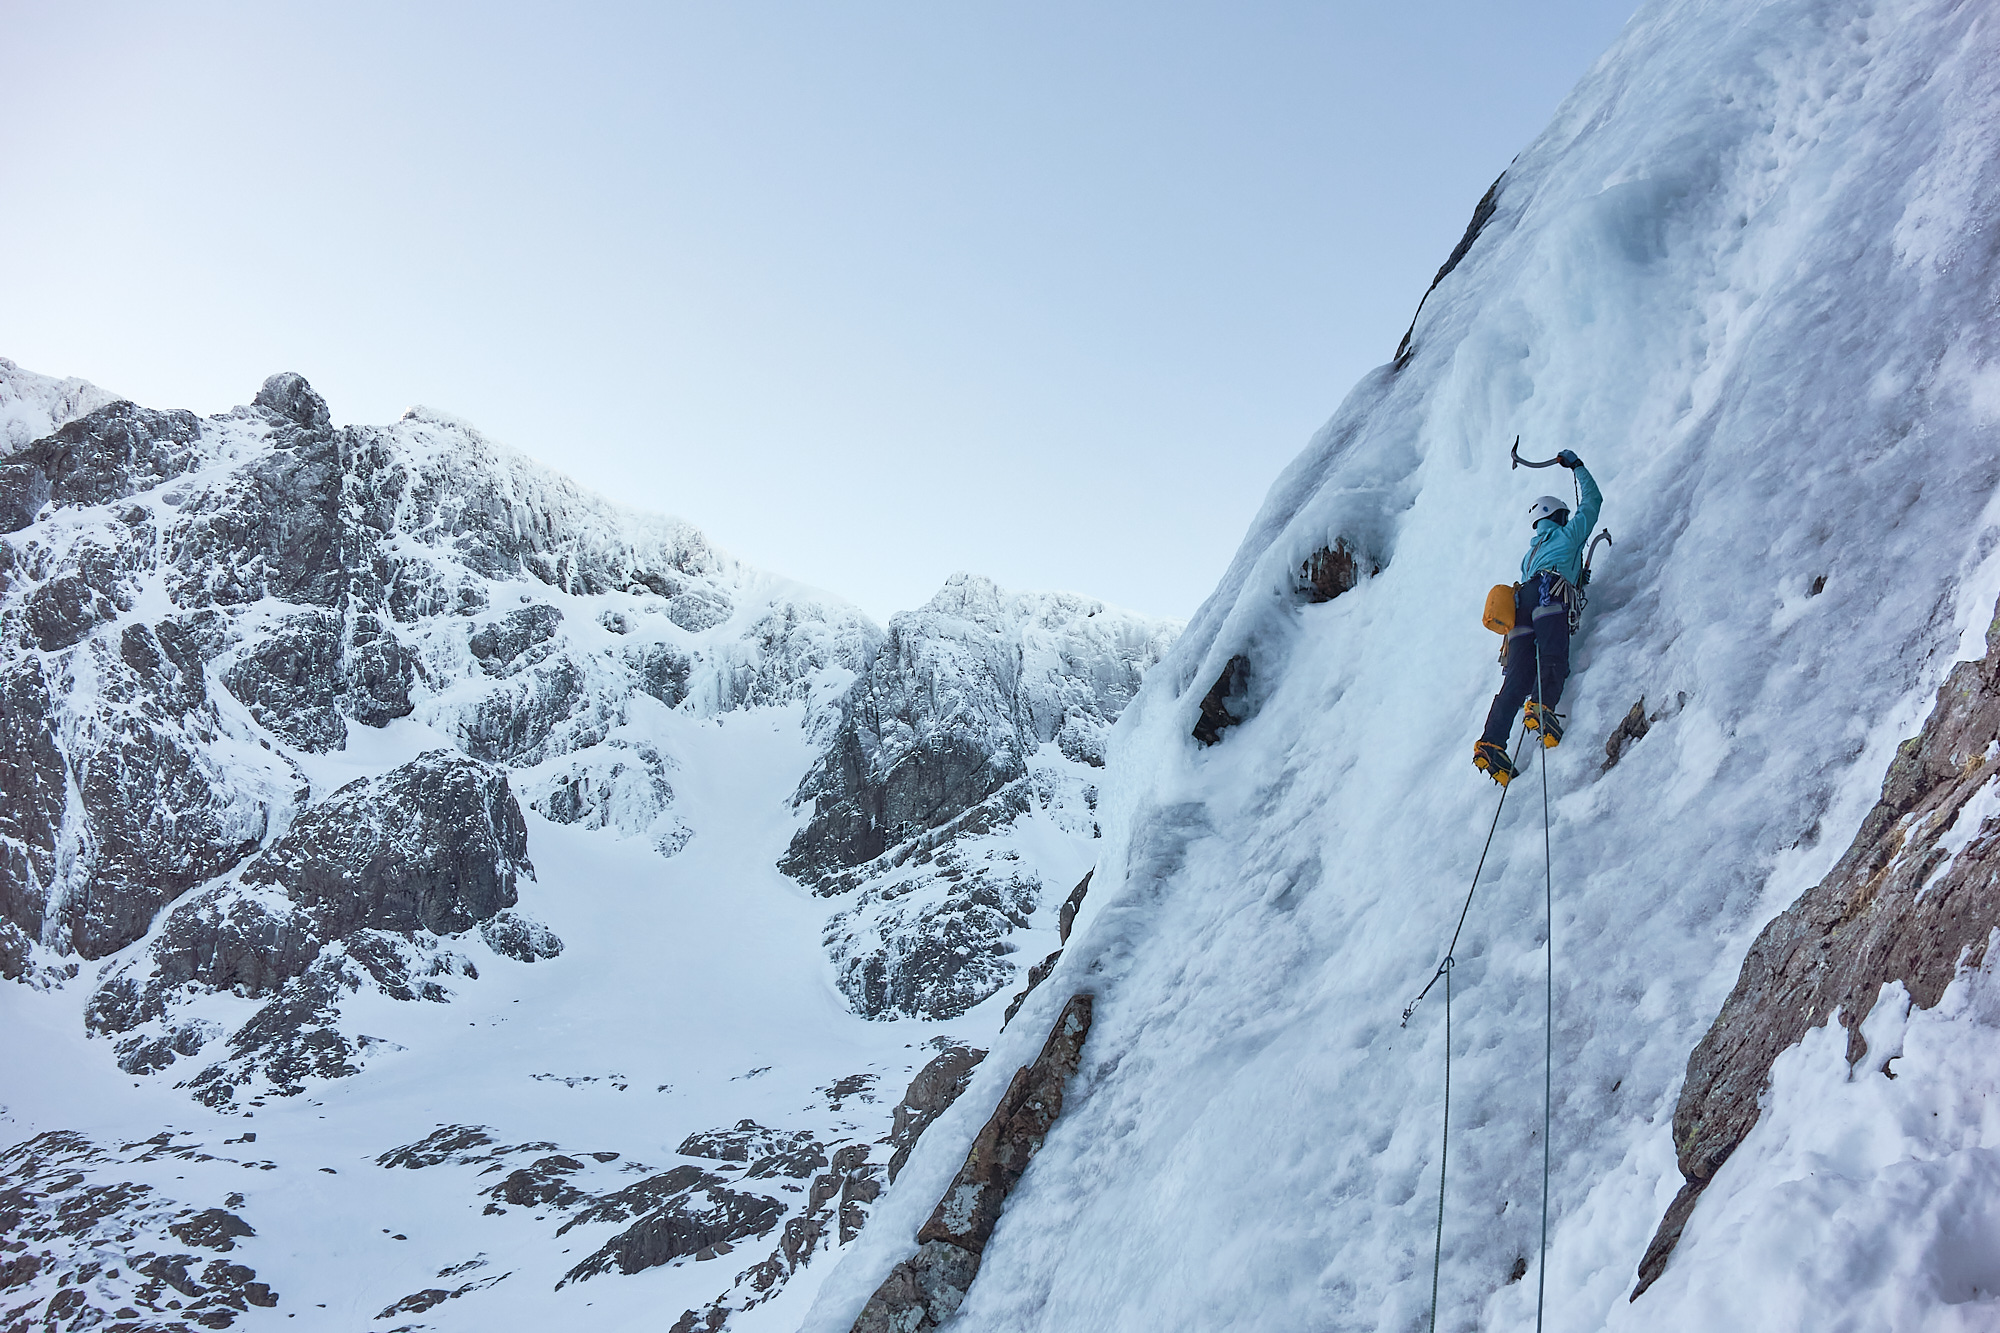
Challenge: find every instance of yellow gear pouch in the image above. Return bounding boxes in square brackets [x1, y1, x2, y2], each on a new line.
[1483, 584, 1517, 635]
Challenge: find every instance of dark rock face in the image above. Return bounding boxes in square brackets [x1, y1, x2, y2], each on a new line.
[783, 577, 1170, 888]
[1296, 538, 1375, 604]
[84, 751, 537, 1100]
[15, 619, 295, 961]
[884, 1041, 988, 1185]
[485, 1155, 590, 1211]
[788, 715, 1020, 881]
[629, 640, 693, 706]
[1395, 172, 1506, 367]
[164, 425, 352, 611]
[241, 750, 529, 937]
[555, 1164, 787, 1285]
[219, 610, 419, 752]
[1001, 949, 1063, 1027]
[252, 371, 330, 432]
[460, 657, 597, 764]
[1634, 604, 2000, 1298]
[1601, 698, 1651, 771]
[1057, 869, 1092, 944]
[24, 572, 116, 650]
[1192, 654, 1252, 746]
[373, 1117, 877, 1329]
[0, 660, 66, 942]
[0, 400, 203, 532]
[223, 612, 348, 750]
[851, 993, 1093, 1332]
[469, 604, 563, 676]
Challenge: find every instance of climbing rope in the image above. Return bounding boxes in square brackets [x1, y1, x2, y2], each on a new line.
[1413, 692, 1559, 1332]
[1413, 724, 1530, 1333]
[1401, 724, 1532, 1028]
[1535, 698, 1555, 1333]
[1428, 954, 1452, 1333]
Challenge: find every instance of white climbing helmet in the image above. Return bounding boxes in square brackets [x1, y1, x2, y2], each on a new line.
[1528, 496, 1569, 527]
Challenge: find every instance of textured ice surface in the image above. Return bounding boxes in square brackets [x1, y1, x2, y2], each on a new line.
[805, 0, 2000, 1329]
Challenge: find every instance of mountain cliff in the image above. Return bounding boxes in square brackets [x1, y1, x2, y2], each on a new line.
[0, 358, 1177, 1332]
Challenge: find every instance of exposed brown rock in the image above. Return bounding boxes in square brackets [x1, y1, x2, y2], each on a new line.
[884, 1042, 988, 1185]
[1601, 698, 1650, 771]
[850, 992, 1092, 1332]
[1635, 601, 2000, 1298]
[1297, 538, 1377, 604]
[1001, 949, 1062, 1027]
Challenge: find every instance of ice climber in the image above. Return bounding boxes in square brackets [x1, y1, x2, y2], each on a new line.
[1472, 449, 1602, 785]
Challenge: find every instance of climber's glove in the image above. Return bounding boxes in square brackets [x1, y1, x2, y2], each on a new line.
[1556, 450, 1582, 469]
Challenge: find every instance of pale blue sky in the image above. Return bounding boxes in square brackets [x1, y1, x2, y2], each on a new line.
[3, 1, 1637, 623]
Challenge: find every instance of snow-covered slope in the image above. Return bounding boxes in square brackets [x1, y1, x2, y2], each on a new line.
[0, 367, 1178, 1332]
[806, 1, 2000, 1330]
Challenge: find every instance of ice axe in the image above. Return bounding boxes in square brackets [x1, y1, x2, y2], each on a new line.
[1509, 437, 1566, 469]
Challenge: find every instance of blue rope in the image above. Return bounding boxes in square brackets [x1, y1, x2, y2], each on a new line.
[1534, 688, 1556, 1332]
[1417, 723, 1531, 1333]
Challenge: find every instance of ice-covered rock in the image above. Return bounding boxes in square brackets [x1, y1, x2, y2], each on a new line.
[0, 357, 122, 458]
[787, 574, 1178, 1019]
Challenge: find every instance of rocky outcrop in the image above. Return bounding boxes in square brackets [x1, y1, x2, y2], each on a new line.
[6, 616, 301, 960]
[83, 751, 539, 1100]
[374, 1114, 886, 1329]
[0, 1129, 280, 1331]
[242, 750, 529, 937]
[850, 993, 1093, 1332]
[785, 577, 1174, 1019]
[1192, 654, 1252, 746]
[784, 576, 1175, 883]
[884, 1041, 989, 1185]
[1057, 869, 1091, 943]
[0, 400, 203, 531]
[1296, 538, 1375, 603]
[559, 1168, 787, 1283]
[1394, 171, 1506, 367]
[1635, 603, 2000, 1297]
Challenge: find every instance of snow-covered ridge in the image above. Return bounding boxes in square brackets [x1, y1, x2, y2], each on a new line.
[0, 356, 119, 454]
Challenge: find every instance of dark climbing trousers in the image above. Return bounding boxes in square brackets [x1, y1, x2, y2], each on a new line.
[1479, 574, 1570, 749]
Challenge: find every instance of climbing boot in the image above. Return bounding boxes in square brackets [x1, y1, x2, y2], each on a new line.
[1523, 702, 1565, 749]
[1473, 740, 1518, 786]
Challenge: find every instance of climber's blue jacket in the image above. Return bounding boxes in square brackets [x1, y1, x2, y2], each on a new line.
[1519, 463, 1602, 586]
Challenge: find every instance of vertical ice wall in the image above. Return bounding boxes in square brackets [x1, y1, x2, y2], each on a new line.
[805, 0, 2000, 1328]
